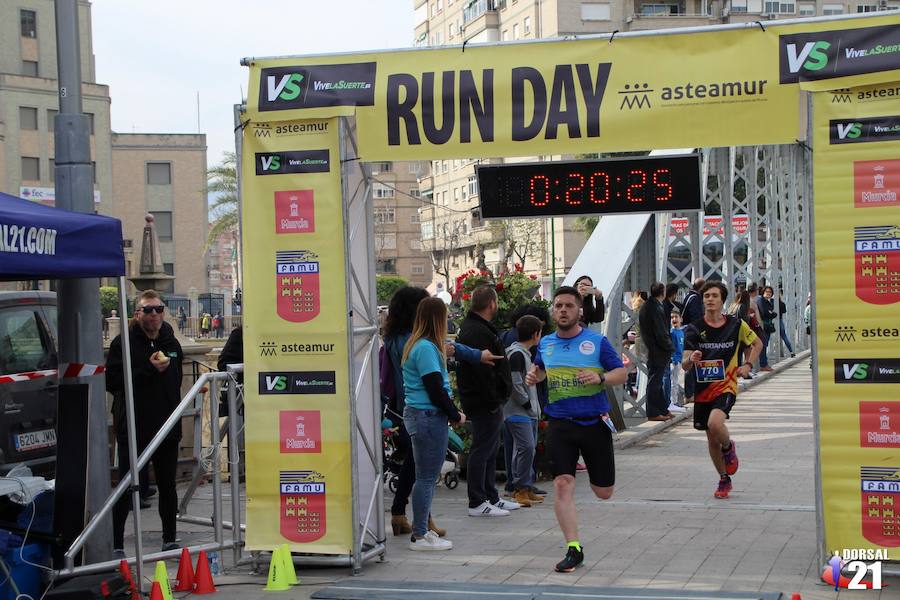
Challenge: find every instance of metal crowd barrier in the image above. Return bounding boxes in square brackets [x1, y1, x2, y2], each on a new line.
[55, 364, 245, 587]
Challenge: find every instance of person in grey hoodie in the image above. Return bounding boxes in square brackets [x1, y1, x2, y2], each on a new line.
[504, 315, 545, 508]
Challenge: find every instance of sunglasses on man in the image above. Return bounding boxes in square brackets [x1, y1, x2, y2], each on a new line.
[140, 306, 165, 314]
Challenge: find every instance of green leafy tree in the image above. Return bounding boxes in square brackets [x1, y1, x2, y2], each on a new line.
[376, 275, 409, 303]
[574, 216, 599, 238]
[206, 152, 238, 249]
[99, 286, 119, 317]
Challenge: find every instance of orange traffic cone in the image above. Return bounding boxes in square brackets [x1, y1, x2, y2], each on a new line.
[193, 550, 217, 594]
[173, 548, 195, 592]
[149, 581, 165, 600]
[118, 559, 140, 600]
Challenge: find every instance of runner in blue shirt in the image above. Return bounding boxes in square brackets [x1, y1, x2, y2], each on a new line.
[526, 286, 626, 573]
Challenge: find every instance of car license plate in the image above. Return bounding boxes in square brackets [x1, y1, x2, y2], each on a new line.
[14, 428, 56, 452]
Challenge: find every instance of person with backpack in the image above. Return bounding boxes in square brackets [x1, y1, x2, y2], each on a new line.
[381, 286, 502, 537]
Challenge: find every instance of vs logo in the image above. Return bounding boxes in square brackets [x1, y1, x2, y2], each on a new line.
[842, 362, 870, 381]
[837, 122, 863, 140]
[267, 72, 305, 102]
[784, 41, 831, 73]
[259, 154, 281, 172]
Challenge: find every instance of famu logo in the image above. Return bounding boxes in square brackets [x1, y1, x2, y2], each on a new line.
[780, 25, 900, 84]
[255, 150, 330, 175]
[258, 63, 376, 112]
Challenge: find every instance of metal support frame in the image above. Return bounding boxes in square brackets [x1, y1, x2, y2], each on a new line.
[339, 117, 386, 572]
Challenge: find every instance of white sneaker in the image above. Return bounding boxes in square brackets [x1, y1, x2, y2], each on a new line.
[409, 530, 453, 551]
[492, 498, 521, 511]
[668, 403, 686, 413]
[468, 501, 510, 517]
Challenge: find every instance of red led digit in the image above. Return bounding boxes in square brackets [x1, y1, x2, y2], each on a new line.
[565, 173, 585, 206]
[530, 174, 550, 207]
[589, 171, 609, 204]
[652, 168, 673, 201]
[626, 169, 647, 203]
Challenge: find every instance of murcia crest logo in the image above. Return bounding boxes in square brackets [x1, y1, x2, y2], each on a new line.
[280, 470, 326, 543]
[854, 226, 900, 305]
[276, 250, 320, 322]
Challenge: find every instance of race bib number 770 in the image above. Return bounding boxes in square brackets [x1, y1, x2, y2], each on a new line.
[696, 359, 725, 383]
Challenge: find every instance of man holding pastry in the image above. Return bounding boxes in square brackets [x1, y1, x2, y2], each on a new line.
[106, 289, 184, 557]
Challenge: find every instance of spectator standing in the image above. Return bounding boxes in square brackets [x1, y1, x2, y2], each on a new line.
[574, 275, 605, 328]
[176, 306, 186, 332]
[401, 298, 466, 551]
[662, 283, 682, 320]
[638, 282, 675, 421]
[503, 315, 545, 508]
[680, 278, 705, 403]
[200, 313, 211, 338]
[106, 290, 183, 557]
[457, 285, 519, 517]
[668, 309, 686, 412]
[771, 287, 795, 357]
[748, 283, 772, 372]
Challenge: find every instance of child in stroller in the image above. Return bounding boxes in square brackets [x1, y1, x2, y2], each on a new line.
[383, 407, 461, 492]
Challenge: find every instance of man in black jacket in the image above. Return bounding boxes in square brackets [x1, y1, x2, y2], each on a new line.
[639, 282, 674, 421]
[457, 285, 518, 516]
[680, 278, 705, 403]
[106, 290, 184, 556]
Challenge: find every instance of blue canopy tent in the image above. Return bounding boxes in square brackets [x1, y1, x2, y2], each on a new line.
[0, 191, 125, 281]
[0, 191, 150, 581]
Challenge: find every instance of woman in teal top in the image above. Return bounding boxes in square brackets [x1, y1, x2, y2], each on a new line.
[402, 297, 466, 552]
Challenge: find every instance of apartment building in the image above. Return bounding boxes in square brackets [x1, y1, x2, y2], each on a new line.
[0, 0, 208, 296]
[414, 0, 899, 292]
[372, 161, 433, 287]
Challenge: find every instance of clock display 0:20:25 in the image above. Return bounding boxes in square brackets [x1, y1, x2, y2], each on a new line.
[528, 168, 674, 207]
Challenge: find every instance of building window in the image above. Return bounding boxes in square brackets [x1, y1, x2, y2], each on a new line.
[856, 3, 877, 10]
[376, 259, 397, 273]
[374, 207, 396, 224]
[21, 60, 38, 77]
[371, 161, 392, 173]
[373, 183, 395, 199]
[410, 239, 423, 251]
[376, 233, 397, 251]
[21, 10, 36, 38]
[822, 3, 844, 13]
[513, 23, 520, 39]
[410, 189, 422, 198]
[467, 175, 479, 197]
[411, 264, 426, 275]
[799, 2, 816, 14]
[730, 0, 748, 11]
[454, 188, 461, 203]
[764, 0, 795, 12]
[409, 162, 423, 174]
[442, 191, 448, 205]
[581, 3, 612, 19]
[411, 213, 421, 224]
[147, 162, 172, 185]
[47, 109, 57, 131]
[150, 211, 173, 242]
[502, 29, 509, 40]
[92, 161, 97, 184]
[21, 157, 40, 181]
[20, 107, 38, 130]
[163, 263, 175, 276]
[86, 112, 95, 135]
[421, 221, 434, 240]
[524, 16, 531, 34]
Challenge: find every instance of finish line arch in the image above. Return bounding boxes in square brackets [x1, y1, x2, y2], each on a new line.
[237, 11, 900, 574]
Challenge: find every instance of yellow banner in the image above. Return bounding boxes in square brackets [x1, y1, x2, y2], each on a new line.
[241, 118, 353, 553]
[245, 14, 900, 160]
[813, 80, 900, 558]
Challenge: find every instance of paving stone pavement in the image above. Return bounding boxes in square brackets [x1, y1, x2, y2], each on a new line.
[121, 363, 897, 599]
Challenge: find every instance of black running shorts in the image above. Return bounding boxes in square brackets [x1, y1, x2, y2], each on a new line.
[548, 418, 615, 487]
[693, 394, 737, 431]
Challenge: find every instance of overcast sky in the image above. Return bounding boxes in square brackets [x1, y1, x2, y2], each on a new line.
[91, 1, 414, 167]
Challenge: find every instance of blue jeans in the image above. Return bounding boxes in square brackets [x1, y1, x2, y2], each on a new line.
[403, 406, 449, 537]
[662, 366, 672, 406]
[507, 420, 536, 489]
[779, 321, 794, 354]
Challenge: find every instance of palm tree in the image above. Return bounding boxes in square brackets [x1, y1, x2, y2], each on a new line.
[206, 151, 238, 248]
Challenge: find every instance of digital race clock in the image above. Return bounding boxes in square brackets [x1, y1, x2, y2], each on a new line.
[476, 154, 702, 219]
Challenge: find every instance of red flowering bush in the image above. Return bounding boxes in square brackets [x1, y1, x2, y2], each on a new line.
[454, 264, 544, 328]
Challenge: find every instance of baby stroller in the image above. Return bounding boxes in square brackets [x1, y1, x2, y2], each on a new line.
[382, 406, 461, 491]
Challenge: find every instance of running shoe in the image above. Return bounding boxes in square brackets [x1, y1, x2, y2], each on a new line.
[722, 441, 739, 475]
[555, 545, 585, 572]
[714, 476, 732, 499]
[468, 501, 510, 517]
[492, 498, 521, 511]
[409, 530, 453, 551]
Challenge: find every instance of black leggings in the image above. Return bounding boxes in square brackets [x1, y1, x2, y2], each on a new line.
[113, 436, 179, 548]
[391, 422, 416, 516]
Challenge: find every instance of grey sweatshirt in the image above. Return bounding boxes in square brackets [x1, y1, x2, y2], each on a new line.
[503, 341, 540, 421]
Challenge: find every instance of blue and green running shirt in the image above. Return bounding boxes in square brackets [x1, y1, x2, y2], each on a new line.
[534, 328, 623, 423]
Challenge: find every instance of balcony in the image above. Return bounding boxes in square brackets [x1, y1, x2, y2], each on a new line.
[463, 0, 504, 24]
